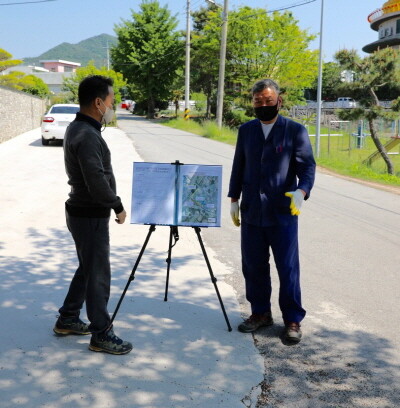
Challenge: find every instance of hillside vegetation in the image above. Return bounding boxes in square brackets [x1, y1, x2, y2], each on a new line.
[22, 33, 117, 68]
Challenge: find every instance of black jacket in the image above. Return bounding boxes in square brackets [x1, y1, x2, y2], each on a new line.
[64, 112, 124, 218]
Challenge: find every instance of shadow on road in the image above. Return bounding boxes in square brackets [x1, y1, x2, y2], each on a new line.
[29, 139, 63, 147]
[251, 322, 400, 407]
[0, 226, 246, 408]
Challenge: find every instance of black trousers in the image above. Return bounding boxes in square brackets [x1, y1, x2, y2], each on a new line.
[59, 213, 111, 333]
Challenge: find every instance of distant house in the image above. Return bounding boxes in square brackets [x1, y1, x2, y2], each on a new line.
[39, 60, 81, 73]
[1, 59, 81, 94]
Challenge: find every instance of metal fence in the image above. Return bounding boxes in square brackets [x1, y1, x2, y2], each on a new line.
[290, 107, 400, 171]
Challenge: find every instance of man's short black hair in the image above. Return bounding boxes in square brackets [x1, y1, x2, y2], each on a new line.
[78, 75, 114, 107]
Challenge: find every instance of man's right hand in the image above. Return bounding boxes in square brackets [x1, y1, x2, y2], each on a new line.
[115, 210, 127, 224]
[230, 201, 240, 227]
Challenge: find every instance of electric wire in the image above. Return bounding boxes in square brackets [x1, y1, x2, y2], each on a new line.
[234, 0, 317, 20]
[0, 0, 56, 5]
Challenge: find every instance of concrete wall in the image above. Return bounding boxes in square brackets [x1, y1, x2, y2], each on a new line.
[0, 86, 46, 144]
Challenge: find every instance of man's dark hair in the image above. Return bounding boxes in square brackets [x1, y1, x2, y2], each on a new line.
[252, 79, 280, 96]
[78, 75, 114, 107]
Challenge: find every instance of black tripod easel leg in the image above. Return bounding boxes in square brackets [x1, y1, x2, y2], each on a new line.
[164, 226, 179, 301]
[108, 224, 156, 329]
[164, 226, 173, 301]
[193, 227, 232, 332]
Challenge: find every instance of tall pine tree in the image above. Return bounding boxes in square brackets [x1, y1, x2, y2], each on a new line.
[335, 48, 400, 175]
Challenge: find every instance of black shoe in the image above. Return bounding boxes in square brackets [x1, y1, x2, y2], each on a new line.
[283, 322, 302, 343]
[53, 316, 91, 336]
[89, 328, 132, 355]
[238, 312, 274, 333]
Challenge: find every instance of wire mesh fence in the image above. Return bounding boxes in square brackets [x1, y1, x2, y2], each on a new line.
[291, 107, 400, 176]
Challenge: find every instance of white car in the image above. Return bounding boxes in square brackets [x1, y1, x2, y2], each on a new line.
[41, 104, 79, 145]
[128, 101, 136, 112]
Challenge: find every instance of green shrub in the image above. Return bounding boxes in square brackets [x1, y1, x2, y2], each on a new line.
[223, 109, 253, 128]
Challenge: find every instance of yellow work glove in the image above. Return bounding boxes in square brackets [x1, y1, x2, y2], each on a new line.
[285, 189, 304, 216]
[230, 201, 241, 226]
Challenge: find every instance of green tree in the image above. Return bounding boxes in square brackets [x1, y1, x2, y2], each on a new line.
[306, 61, 342, 101]
[22, 74, 50, 97]
[191, 6, 318, 118]
[62, 61, 126, 103]
[335, 48, 400, 175]
[230, 8, 318, 107]
[111, 1, 184, 118]
[191, 5, 220, 118]
[0, 71, 49, 98]
[0, 48, 22, 73]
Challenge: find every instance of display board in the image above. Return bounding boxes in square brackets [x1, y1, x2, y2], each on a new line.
[131, 162, 222, 227]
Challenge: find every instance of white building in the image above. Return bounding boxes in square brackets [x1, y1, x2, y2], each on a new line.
[1, 60, 80, 94]
[363, 0, 400, 53]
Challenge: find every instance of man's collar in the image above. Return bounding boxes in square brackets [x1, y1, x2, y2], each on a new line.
[75, 111, 102, 131]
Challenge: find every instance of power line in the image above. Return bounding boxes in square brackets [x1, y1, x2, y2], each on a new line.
[237, 0, 317, 20]
[268, 0, 317, 13]
[0, 0, 56, 5]
[269, 0, 316, 13]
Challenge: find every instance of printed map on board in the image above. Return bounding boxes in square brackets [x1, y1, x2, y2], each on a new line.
[180, 175, 218, 224]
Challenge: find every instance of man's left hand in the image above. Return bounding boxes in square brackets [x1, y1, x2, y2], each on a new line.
[115, 210, 127, 224]
[285, 189, 305, 216]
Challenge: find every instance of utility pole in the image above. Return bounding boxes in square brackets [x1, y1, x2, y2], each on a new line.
[104, 41, 110, 71]
[184, 0, 191, 120]
[315, 0, 325, 157]
[216, 0, 229, 128]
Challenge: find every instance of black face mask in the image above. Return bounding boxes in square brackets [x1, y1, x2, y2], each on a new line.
[254, 102, 279, 122]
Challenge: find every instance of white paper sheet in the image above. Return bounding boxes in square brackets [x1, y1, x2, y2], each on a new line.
[131, 162, 176, 225]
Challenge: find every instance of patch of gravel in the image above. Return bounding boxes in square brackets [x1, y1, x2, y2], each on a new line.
[240, 323, 400, 408]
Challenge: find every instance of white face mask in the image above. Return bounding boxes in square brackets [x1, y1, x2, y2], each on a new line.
[98, 99, 114, 124]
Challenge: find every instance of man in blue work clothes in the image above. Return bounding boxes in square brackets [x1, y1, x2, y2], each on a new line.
[228, 79, 316, 343]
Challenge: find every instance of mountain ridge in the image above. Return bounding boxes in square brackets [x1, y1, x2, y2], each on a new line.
[22, 33, 118, 68]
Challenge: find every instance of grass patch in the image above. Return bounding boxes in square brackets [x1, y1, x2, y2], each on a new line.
[308, 132, 400, 184]
[317, 156, 400, 186]
[162, 117, 237, 145]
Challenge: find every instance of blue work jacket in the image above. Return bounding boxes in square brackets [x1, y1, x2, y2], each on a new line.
[228, 115, 316, 226]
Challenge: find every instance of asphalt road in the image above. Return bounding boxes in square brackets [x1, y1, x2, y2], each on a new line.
[118, 111, 400, 407]
[0, 125, 265, 408]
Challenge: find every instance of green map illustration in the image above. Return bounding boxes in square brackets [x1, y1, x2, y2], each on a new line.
[180, 175, 218, 224]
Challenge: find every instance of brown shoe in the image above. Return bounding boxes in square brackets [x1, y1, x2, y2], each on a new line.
[238, 312, 273, 333]
[284, 322, 302, 343]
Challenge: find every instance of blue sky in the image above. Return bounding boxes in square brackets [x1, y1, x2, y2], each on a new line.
[0, 0, 381, 62]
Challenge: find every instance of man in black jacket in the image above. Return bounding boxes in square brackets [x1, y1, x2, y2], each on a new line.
[53, 75, 132, 355]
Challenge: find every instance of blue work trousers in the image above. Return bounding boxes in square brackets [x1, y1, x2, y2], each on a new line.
[241, 221, 306, 323]
[59, 213, 111, 333]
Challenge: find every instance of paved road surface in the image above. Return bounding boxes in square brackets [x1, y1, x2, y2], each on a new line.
[0, 126, 263, 408]
[118, 112, 400, 407]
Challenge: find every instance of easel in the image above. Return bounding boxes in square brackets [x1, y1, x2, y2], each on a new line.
[109, 161, 232, 332]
